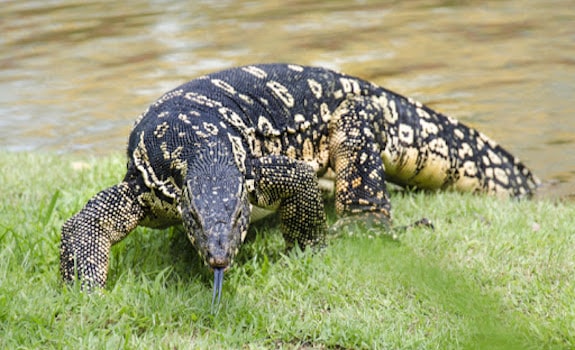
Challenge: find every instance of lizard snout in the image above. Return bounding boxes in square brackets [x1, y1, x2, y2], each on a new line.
[206, 228, 233, 270]
[208, 255, 230, 269]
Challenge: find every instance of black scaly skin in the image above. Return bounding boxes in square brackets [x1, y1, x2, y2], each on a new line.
[60, 63, 540, 304]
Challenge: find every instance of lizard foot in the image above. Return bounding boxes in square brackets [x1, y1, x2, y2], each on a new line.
[329, 212, 393, 239]
[329, 213, 433, 240]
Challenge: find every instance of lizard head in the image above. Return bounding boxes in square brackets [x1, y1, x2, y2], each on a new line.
[180, 162, 250, 309]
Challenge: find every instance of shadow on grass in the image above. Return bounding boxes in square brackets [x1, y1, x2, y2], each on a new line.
[105, 213, 286, 290]
[376, 241, 559, 350]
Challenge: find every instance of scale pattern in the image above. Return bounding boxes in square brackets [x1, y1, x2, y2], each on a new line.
[60, 63, 539, 290]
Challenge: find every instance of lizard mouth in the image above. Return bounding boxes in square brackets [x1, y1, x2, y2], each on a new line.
[211, 267, 225, 312]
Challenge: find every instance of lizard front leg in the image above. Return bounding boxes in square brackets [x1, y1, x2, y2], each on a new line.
[60, 182, 145, 289]
[250, 155, 327, 250]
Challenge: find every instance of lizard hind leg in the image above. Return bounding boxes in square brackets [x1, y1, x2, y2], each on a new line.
[328, 96, 395, 237]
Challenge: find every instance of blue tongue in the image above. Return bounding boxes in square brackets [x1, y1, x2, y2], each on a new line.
[211, 268, 225, 312]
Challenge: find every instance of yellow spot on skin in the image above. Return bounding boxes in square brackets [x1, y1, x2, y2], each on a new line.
[241, 65, 267, 78]
[307, 79, 323, 99]
[171, 146, 184, 160]
[152, 89, 184, 108]
[160, 142, 170, 160]
[351, 177, 362, 188]
[320, 103, 331, 123]
[384, 99, 398, 124]
[302, 138, 314, 162]
[363, 127, 375, 140]
[133, 132, 180, 200]
[218, 107, 249, 133]
[409, 98, 423, 108]
[132, 109, 147, 130]
[178, 113, 191, 124]
[339, 77, 360, 94]
[202, 122, 219, 136]
[494, 167, 509, 185]
[372, 95, 388, 109]
[458, 143, 473, 159]
[184, 92, 223, 108]
[475, 135, 485, 150]
[316, 136, 330, 171]
[486, 168, 494, 178]
[358, 198, 370, 206]
[294, 114, 306, 123]
[420, 119, 439, 138]
[211, 79, 236, 94]
[446, 116, 459, 125]
[398, 124, 414, 145]
[266, 80, 294, 108]
[286, 146, 297, 159]
[228, 134, 246, 173]
[257, 116, 280, 136]
[264, 138, 283, 155]
[463, 160, 478, 176]
[296, 134, 302, 145]
[416, 107, 431, 119]
[288, 64, 304, 72]
[154, 122, 170, 138]
[246, 131, 262, 157]
[487, 149, 502, 165]
[238, 93, 253, 104]
[428, 138, 449, 157]
[369, 169, 381, 181]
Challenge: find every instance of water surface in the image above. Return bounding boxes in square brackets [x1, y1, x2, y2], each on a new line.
[1, 0, 574, 198]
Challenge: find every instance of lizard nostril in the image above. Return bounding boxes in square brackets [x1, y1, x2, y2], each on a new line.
[209, 256, 229, 269]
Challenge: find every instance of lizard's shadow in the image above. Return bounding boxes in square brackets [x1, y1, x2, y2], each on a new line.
[107, 199, 339, 289]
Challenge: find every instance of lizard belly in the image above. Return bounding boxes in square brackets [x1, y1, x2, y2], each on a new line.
[381, 146, 451, 190]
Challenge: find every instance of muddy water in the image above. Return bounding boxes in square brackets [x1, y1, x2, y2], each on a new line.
[1, 0, 574, 198]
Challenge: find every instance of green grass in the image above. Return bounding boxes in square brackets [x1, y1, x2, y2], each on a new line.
[1, 152, 574, 349]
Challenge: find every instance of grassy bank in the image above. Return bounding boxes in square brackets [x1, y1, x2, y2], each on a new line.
[1, 152, 573, 349]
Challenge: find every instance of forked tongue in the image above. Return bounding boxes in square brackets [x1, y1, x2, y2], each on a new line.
[211, 267, 225, 313]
